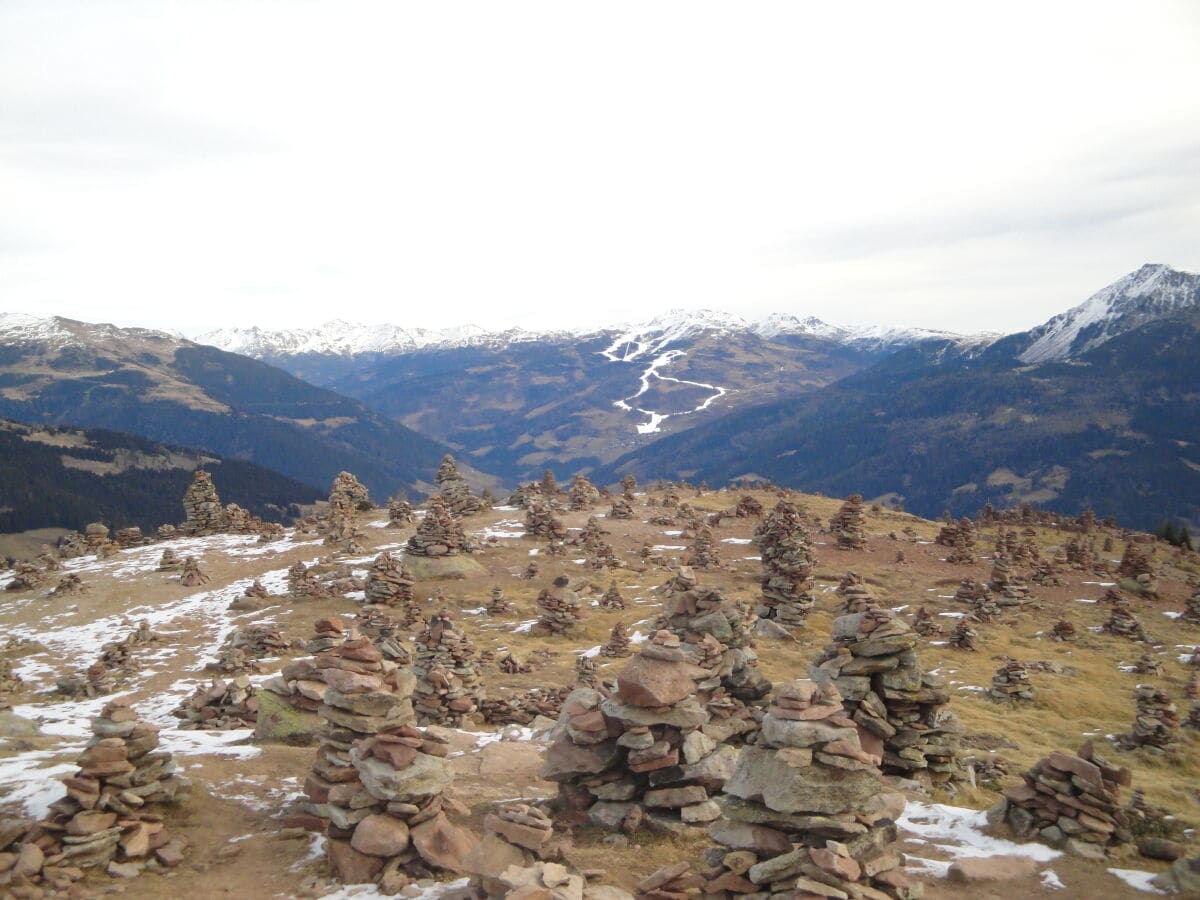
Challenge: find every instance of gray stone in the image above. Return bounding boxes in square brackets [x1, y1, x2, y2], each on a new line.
[352, 750, 453, 802]
[723, 747, 879, 816]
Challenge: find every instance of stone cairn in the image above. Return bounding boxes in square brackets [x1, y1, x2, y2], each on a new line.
[288, 561, 334, 599]
[599, 579, 626, 610]
[1132, 650, 1164, 677]
[609, 494, 635, 520]
[994, 743, 1131, 854]
[659, 567, 771, 707]
[1185, 700, 1200, 732]
[912, 607, 942, 636]
[407, 496, 470, 557]
[487, 585, 515, 615]
[687, 525, 722, 569]
[525, 499, 567, 541]
[1181, 587, 1200, 625]
[541, 468, 561, 497]
[181, 469, 228, 535]
[12, 698, 190, 882]
[179, 557, 209, 587]
[52, 623, 165, 699]
[329, 470, 371, 510]
[698, 678, 918, 900]
[989, 660, 1036, 704]
[1103, 598, 1149, 642]
[498, 653, 531, 674]
[1118, 542, 1154, 581]
[1187, 671, 1199, 701]
[829, 494, 867, 550]
[387, 495, 415, 527]
[267, 621, 393, 714]
[936, 517, 978, 564]
[479, 689, 567, 726]
[6, 562, 45, 592]
[952, 578, 989, 607]
[948, 621, 978, 651]
[532, 575, 584, 636]
[173, 675, 257, 729]
[988, 555, 1032, 607]
[208, 624, 289, 674]
[1050, 619, 1078, 642]
[754, 500, 818, 627]
[411, 611, 483, 726]
[462, 802, 568, 899]
[602, 623, 634, 658]
[364, 551, 416, 608]
[51, 573, 88, 596]
[0, 657, 23, 708]
[436, 454, 484, 517]
[156, 549, 181, 572]
[575, 655, 598, 689]
[1118, 685, 1180, 753]
[542, 631, 739, 832]
[811, 606, 960, 786]
[568, 473, 601, 511]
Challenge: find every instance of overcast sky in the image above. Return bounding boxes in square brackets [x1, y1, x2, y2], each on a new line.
[2, 1, 1199, 337]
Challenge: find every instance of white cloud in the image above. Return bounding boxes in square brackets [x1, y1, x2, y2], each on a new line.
[1, 0, 1198, 336]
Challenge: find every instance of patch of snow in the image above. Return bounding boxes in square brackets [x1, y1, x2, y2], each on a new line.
[1107, 868, 1165, 894]
[899, 801, 1061, 863]
[1041, 870, 1065, 890]
[722, 537, 752, 544]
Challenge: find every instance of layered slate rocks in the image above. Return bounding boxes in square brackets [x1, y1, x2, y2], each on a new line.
[51, 573, 88, 596]
[1181, 588, 1200, 626]
[436, 454, 484, 518]
[1050, 619, 1078, 642]
[288, 561, 334, 599]
[364, 551, 416, 607]
[533, 576, 584, 637]
[179, 557, 210, 588]
[15, 698, 189, 881]
[988, 555, 1032, 607]
[5, 562, 45, 592]
[575, 655, 598, 689]
[994, 742, 1132, 854]
[600, 580, 626, 610]
[608, 495, 635, 520]
[811, 606, 961, 786]
[754, 500, 818, 627]
[480, 688, 567, 726]
[388, 495, 416, 527]
[542, 631, 741, 832]
[411, 611, 483, 726]
[701, 678, 919, 900]
[173, 675, 258, 729]
[1103, 598, 1149, 642]
[487, 585, 515, 616]
[603, 623, 634, 659]
[659, 567, 770, 706]
[155, 549, 181, 573]
[687, 525, 722, 570]
[830, 494, 867, 550]
[1118, 685, 1180, 753]
[463, 802, 563, 897]
[525, 499, 568, 541]
[569, 474, 601, 511]
[989, 660, 1035, 704]
[329, 470, 371, 510]
[911, 607, 942, 637]
[407, 496, 470, 557]
[948, 621, 979, 651]
[181, 469, 228, 535]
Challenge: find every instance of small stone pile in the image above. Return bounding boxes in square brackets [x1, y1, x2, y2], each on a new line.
[436, 454, 484, 518]
[498, 654, 531, 674]
[14, 698, 189, 881]
[156, 549, 182, 572]
[463, 803, 563, 897]
[1185, 702, 1200, 732]
[1118, 686, 1180, 753]
[173, 675, 258, 729]
[1030, 558, 1065, 586]
[602, 623, 634, 658]
[948, 621, 978, 651]
[533, 576, 584, 636]
[238, 579, 269, 605]
[288, 561, 334, 599]
[575, 655, 598, 688]
[541, 633, 738, 832]
[51, 573, 88, 596]
[608, 495, 635, 520]
[364, 551, 416, 607]
[938, 518, 978, 565]
[208, 624, 289, 674]
[182, 469, 228, 535]
[388, 495, 415, 527]
[599, 580, 625, 610]
[659, 567, 770, 705]
[1187, 671, 1199, 701]
[568, 474, 601, 510]
[407, 496, 470, 557]
[5, 562, 45, 592]
[1118, 542, 1154, 580]
[1132, 650, 1164, 676]
[953, 578, 989, 607]
[113, 526, 144, 547]
[1050, 619, 1078, 642]
[967, 593, 1004, 624]
[0, 657, 24, 708]
[687, 525, 722, 569]
[829, 494, 867, 550]
[811, 606, 960, 785]
[699, 678, 918, 900]
[411, 611, 483, 726]
[479, 688, 566, 726]
[487, 585, 515, 615]
[524, 499, 567, 541]
[988, 555, 1032, 607]
[661, 483, 681, 508]
[1181, 588, 1200, 626]
[912, 607, 942, 636]
[989, 660, 1036, 704]
[995, 742, 1131, 853]
[755, 501, 818, 627]
[1103, 599, 1149, 642]
[179, 557, 209, 587]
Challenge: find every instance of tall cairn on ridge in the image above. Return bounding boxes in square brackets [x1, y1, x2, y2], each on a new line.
[541, 630, 739, 831]
[436, 454, 484, 517]
[687, 524, 722, 569]
[364, 551, 416, 608]
[659, 567, 771, 713]
[700, 678, 919, 900]
[609, 474, 637, 519]
[411, 611, 483, 726]
[830, 494, 867, 550]
[329, 470, 371, 510]
[387, 494, 415, 527]
[811, 604, 961, 787]
[568, 473, 601, 511]
[181, 469, 228, 535]
[407, 496, 469, 557]
[755, 499, 818, 627]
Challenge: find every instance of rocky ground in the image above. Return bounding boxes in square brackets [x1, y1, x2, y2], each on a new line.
[0, 489, 1197, 898]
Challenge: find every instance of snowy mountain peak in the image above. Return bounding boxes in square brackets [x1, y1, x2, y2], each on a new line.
[751, 313, 843, 340]
[1018, 264, 1200, 364]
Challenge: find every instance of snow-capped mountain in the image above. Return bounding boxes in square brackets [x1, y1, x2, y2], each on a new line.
[1017, 263, 1200, 364]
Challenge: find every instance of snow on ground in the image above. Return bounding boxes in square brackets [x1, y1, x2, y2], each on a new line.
[322, 877, 471, 900]
[1108, 868, 1165, 894]
[900, 801, 1060, 879]
[722, 537, 752, 544]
